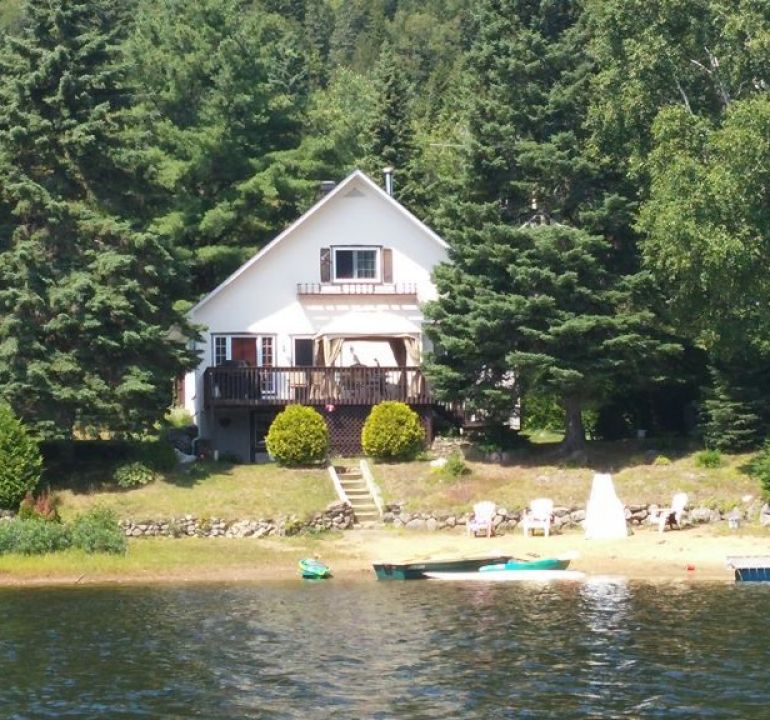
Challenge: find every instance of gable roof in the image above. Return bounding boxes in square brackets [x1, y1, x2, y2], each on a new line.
[190, 169, 448, 315]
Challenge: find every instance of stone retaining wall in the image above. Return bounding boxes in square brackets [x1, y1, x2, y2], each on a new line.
[3, 500, 768, 536]
[118, 502, 355, 538]
[384, 501, 770, 532]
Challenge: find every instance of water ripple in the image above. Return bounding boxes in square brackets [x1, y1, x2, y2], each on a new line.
[0, 582, 768, 718]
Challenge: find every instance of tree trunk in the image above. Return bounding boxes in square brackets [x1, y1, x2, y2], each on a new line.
[560, 395, 586, 453]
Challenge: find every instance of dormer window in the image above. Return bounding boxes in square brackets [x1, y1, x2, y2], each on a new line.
[333, 247, 379, 281]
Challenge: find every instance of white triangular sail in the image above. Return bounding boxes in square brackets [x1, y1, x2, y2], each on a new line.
[584, 473, 629, 540]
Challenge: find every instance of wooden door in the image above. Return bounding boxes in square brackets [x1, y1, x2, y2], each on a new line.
[231, 338, 257, 366]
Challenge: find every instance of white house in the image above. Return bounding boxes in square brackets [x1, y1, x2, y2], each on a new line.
[183, 169, 450, 460]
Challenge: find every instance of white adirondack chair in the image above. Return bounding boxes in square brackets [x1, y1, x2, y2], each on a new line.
[651, 492, 688, 532]
[522, 498, 554, 537]
[467, 501, 497, 538]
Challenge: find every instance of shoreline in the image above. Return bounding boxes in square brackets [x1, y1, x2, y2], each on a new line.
[0, 526, 767, 588]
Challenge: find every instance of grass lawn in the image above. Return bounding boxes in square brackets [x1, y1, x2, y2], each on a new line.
[373, 440, 763, 514]
[55, 461, 336, 522]
[0, 535, 338, 579]
[48, 440, 765, 523]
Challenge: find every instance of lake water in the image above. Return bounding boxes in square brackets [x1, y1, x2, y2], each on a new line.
[1, 580, 768, 718]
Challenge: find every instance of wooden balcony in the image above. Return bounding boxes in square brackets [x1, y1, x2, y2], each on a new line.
[297, 282, 417, 296]
[203, 365, 433, 408]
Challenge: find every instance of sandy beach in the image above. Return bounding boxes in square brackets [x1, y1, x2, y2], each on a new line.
[0, 525, 767, 587]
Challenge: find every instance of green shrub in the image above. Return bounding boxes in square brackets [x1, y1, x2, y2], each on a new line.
[70, 508, 126, 554]
[266, 405, 329, 466]
[747, 441, 770, 500]
[164, 406, 194, 428]
[0, 404, 42, 509]
[114, 462, 155, 488]
[17, 489, 60, 522]
[695, 449, 722, 468]
[653, 455, 671, 466]
[522, 393, 564, 432]
[362, 402, 425, 460]
[0, 519, 71, 555]
[442, 451, 470, 477]
[133, 440, 177, 473]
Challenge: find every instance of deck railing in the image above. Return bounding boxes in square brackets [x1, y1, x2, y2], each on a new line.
[296, 282, 417, 296]
[203, 365, 433, 407]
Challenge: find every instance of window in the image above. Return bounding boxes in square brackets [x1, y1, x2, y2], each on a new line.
[212, 335, 274, 367]
[333, 247, 378, 281]
[294, 338, 314, 366]
[214, 336, 228, 366]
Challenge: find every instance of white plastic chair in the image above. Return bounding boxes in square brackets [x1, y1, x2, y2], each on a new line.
[650, 492, 688, 532]
[522, 498, 554, 537]
[467, 501, 497, 538]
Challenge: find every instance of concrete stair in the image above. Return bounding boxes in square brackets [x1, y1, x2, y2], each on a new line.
[337, 468, 380, 524]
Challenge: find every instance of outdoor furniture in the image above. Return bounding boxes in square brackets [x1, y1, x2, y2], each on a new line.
[522, 498, 554, 537]
[467, 501, 497, 538]
[650, 492, 688, 532]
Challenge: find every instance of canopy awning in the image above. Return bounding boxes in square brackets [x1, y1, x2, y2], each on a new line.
[313, 310, 420, 339]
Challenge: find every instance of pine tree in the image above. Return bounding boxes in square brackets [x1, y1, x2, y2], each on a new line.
[0, 0, 195, 439]
[129, 0, 309, 295]
[364, 40, 423, 209]
[426, 0, 678, 451]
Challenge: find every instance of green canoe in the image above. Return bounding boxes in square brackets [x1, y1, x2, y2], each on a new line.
[299, 558, 332, 579]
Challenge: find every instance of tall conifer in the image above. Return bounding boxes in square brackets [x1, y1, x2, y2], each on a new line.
[427, 0, 677, 450]
[0, 0, 195, 438]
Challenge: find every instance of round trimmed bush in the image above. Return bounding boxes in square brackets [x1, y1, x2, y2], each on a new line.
[0, 404, 42, 509]
[266, 405, 329, 466]
[114, 462, 155, 488]
[361, 401, 425, 460]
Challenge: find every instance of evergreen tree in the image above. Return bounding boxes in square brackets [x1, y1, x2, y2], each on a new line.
[0, 0, 195, 439]
[702, 362, 768, 452]
[304, 0, 334, 89]
[426, 224, 677, 451]
[129, 0, 310, 294]
[364, 40, 424, 210]
[426, 0, 678, 450]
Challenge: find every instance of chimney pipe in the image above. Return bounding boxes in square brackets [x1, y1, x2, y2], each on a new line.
[383, 167, 394, 197]
[317, 180, 336, 199]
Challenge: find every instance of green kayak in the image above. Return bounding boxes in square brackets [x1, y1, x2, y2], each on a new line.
[299, 558, 332, 579]
[479, 556, 572, 572]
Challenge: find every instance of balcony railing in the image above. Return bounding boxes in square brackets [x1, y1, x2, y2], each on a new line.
[297, 282, 417, 296]
[203, 365, 433, 408]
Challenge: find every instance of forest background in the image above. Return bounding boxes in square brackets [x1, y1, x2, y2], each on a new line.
[0, 0, 769, 454]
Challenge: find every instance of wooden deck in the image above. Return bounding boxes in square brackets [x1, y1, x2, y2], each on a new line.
[204, 365, 433, 408]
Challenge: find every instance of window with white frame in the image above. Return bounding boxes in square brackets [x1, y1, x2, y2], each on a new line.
[214, 336, 228, 366]
[333, 247, 379, 281]
[212, 335, 274, 366]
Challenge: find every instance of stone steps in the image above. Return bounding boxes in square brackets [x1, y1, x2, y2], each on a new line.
[329, 463, 383, 525]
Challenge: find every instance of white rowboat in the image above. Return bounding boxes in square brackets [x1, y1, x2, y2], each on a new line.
[424, 569, 586, 582]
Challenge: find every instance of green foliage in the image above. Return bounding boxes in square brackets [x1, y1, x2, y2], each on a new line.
[0, 519, 71, 555]
[695, 449, 723, 469]
[640, 99, 770, 357]
[701, 362, 767, 452]
[747, 442, 770, 501]
[129, 0, 312, 294]
[441, 451, 470, 478]
[134, 441, 178, 473]
[653, 455, 671, 466]
[165, 407, 194, 428]
[361, 402, 425, 460]
[17, 489, 60, 522]
[266, 405, 329, 466]
[0, 0, 197, 440]
[70, 508, 127, 555]
[427, 224, 679, 451]
[522, 394, 564, 433]
[114, 462, 155, 489]
[0, 405, 42, 509]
